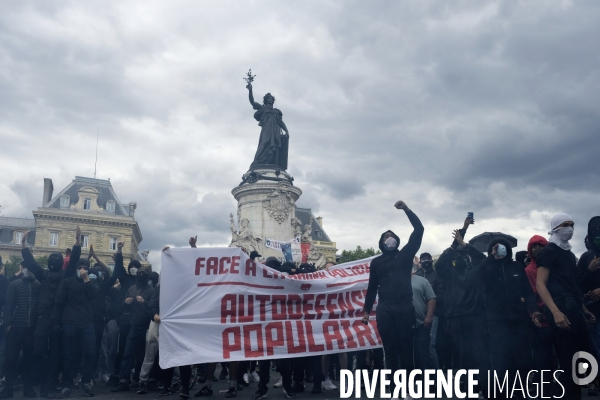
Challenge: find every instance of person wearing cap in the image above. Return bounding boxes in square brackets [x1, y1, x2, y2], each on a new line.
[51, 231, 99, 398]
[537, 213, 596, 399]
[435, 217, 488, 395]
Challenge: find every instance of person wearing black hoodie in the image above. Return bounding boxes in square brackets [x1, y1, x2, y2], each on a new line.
[468, 237, 539, 398]
[109, 242, 142, 384]
[0, 246, 42, 399]
[85, 245, 119, 379]
[435, 223, 487, 393]
[112, 263, 154, 392]
[363, 200, 424, 382]
[52, 238, 99, 398]
[20, 229, 81, 398]
[578, 217, 600, 371]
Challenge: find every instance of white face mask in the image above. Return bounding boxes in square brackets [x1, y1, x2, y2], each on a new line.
[555, 226, 574, 241]
[384, 237, 397, 249]
[549, 226, 574, 251]
[130, 268, 138, 276]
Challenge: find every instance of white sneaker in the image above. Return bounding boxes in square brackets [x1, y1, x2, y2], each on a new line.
[243, 373, 250, 384]
[273, 377, 283, 388]
[251, 371, 260, 382]
[322, 378, 337, 391]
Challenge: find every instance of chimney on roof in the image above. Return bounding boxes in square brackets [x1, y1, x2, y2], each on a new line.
[316, 216, 323, 227]
[42, 178, 54, 207]
[128, 202, 137, 217]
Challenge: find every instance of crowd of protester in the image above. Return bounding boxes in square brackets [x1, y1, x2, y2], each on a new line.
[0, 201, 599, 400]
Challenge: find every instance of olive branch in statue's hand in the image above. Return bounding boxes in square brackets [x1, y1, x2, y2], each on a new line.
[244, 69, 256, 88]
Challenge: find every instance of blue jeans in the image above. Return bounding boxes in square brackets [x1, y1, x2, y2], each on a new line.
[62, 323, 96, 388]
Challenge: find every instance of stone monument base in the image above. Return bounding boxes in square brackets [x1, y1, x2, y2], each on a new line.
[230, 168, 302, 260]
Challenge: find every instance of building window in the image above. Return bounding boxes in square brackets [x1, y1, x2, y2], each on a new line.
[60, 196, 70, 208]
[50, 232, 59, 246]
[106, 201, 115, 213]
[83, 198, 92, 210]
[14, 232, 23, 244]
[82, 235, 89, 248]
[317, 231, 323, 238]
[109, 237, 118, 251]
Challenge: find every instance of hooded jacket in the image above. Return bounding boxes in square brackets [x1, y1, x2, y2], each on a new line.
[436, 243, 486, 318]
[149, 284, 160, 318]
[524, 235, 549, 316]
[89, 266, 120, 322]
[113, 252, 139, 325]
[21, 246, 81, 320]
[4, 273, 41, 328]
[123, 266, 154, 326]
[470, 239, 537, 322]
[51, 262, 99, 326]
[578, 216, 600, 315]
[364, 209, 424, 313]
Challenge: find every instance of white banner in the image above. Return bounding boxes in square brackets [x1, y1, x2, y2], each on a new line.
[158, 248, 381, 368]
[264, 236, 300, 250]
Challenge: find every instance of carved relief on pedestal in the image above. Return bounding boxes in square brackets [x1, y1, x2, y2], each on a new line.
[307, 246, 327, 269]
[229, 213, 262, 254]
[291, 217, 303, 238]
[263, 187, 294, 224]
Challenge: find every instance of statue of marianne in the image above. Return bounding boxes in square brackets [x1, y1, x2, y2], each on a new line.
[246, 82, 290, 171]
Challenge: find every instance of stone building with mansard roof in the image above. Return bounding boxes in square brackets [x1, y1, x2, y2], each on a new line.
[0, 176, 148, 270]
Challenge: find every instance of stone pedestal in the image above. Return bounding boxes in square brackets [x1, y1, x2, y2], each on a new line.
[230, 168, 302, 259]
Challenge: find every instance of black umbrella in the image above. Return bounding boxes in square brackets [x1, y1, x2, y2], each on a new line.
[468, 232, 518, 253]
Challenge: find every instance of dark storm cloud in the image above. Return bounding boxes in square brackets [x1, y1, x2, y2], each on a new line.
[1, 0, 599, 268]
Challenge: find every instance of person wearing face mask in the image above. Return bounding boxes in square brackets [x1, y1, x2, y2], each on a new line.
[109, 242, 142, 385]
[363, 200, 424, 389]
[51, 241, 99, 398]
[85, 245, 119, 381]
[0, 249, 41, 399]
[415, 252, 443, 369]
[578, 216, 600, 394]
[18, 228, 81, 398]
[435, 222, 488, 395]
[536, 213, 596, 400]
[112, 265, 154, 392]
[468, 239, 538, 399]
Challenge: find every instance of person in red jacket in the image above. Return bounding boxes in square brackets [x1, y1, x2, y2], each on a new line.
[524, 235, 557, 394]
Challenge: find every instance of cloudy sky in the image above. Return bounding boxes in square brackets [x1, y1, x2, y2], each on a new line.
[1, 0, 598, 269]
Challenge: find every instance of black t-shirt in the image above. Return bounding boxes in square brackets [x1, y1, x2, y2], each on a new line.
[537, 243, 582, 304]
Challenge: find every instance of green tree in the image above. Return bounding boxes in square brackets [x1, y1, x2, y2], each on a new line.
[338, 245, 381, 263]
[4, 255, 23, 277]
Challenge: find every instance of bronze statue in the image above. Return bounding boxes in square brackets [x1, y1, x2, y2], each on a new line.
[244, 70, 290, 170]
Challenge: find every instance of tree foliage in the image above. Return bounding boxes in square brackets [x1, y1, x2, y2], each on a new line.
[338, 245, 381, 263]
[4, 255, 23, 277]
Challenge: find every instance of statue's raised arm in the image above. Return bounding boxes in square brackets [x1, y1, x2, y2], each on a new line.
[246, 83, 262, 109]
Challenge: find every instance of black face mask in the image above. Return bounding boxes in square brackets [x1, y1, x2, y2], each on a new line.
[136, 273, 149, 287]
[421, 261, 433, 270]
